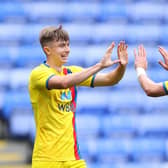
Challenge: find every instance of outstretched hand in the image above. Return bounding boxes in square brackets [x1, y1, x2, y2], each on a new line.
[100, 41, 129, 69]
[158, 46, 168, 70]
[134, 44, 148, 70]
[100, 42, 121, 68]
[117, 41, 128, 66]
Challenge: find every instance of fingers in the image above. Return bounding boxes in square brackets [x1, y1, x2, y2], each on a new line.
[118, 41, 126, 52]
[158, 60, 165, 67]
[113, 59, 121, 65]
[134, 48, 137, 58]
[142, 45, 146, 57]
[158, 46, 167, 57]
[158, 46, 168, 62]
[158, 60, 167, 69]
[107, 42, 115, 53]
[135, 44, 146, 57]
[138, 45, 141, 57]
[134, 44, 147, 70]
[138, 45, 143, 57]
[117, 41, 127, 56]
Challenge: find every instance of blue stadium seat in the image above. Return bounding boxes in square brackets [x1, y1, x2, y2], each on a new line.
[142, 95, 168, 113]
[0, 24, 43, 45]
[13, 46, 44, 67]
[101, 115, 139, 137]
[138, 114, 168, 136]
[127, 2, 164, 24]
[0, 24, 25, 44]
[117, 69, 139, 89]
[97, 3, 128, 23]
[126, 25, 160, 45]
[29, 116, 36, 144]
[84, 45, 106, 66]
[159, 25, 168, 44]
[0, 47, 13, 68]
[62, 2, 99, 23]
[77, 90, 109, 114]
[64, 24, 92, 44]
[91, 24, 126, 44]
[148, 68, 168, 82]
[107, 90, 144, 114]
[0, 70, 10, 90]
[9, 68, 31, 90]
[2, 91, 31, 121]
[19, 24, 44, 44]
[9, 112, 33, 138]
[96, 138, 130, 163]
[163, 6, 168, 23]
[0, 3, 27, 23]
[79, 139, 97, 164]
[0, 91, 5, 117]
[68, 46, 87, 67]
[129, 138, 166, 162]
[90, 163, 168, 168]
[24, 2, 64, 23]
[76, 114, 100, 139]
[144, 46, 163, 68]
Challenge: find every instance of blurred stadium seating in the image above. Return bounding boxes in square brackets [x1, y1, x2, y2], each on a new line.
[1, 0, 168, 167]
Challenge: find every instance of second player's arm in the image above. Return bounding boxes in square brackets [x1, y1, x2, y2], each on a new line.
[134, 45, 167, 97]
[138, 74, 166, 97]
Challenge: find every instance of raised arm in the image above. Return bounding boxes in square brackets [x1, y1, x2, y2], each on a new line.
[93, 41, 128, 87]
[48, 42, 121, 89]
[134, 45, 166, 97]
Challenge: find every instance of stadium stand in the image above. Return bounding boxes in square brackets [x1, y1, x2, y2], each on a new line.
[1, 1, 168, 168]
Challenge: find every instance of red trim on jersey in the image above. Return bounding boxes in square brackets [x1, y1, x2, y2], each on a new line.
[72, 111, 80, 160]
[63, 68, 80, 160]
[63, 68, 68, 75]
[71, 85, 80, 160]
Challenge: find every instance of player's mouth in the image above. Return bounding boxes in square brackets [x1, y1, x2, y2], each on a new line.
[61, 54, 68, 61]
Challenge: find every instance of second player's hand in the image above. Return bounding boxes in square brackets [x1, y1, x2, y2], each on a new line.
[158, 46, 168, 70]
[134, 44, 148, 70]
[100, 42, 121, 68]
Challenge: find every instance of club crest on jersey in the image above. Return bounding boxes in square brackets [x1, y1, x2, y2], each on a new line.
[60, 90, 72, 100]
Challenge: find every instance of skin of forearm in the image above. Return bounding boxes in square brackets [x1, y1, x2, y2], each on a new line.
[138, 75, 162, 97]
[106, 64, 126, 85]
[54, 63, 103, 89]
[101, 65, 126, 86]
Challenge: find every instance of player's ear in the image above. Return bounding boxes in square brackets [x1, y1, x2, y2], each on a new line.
[43, 46, 51, 55]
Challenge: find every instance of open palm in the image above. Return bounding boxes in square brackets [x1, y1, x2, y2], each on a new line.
[100, 42, 120, 68]
[117, 41, 128, 66]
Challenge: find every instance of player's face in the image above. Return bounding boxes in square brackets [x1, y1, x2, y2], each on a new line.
[49, 40, 70, 65]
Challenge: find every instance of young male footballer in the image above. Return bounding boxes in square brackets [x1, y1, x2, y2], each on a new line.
[29, 25, 128, 168]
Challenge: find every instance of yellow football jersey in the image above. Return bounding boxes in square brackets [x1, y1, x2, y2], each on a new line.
[29, 62, 95, 162]
[163, 81, 168, 94]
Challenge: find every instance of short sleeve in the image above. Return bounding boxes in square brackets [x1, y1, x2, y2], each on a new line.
[163, 81, 168, 94]
[68, 66, 96, 87]
[29, 67, 55, 90]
